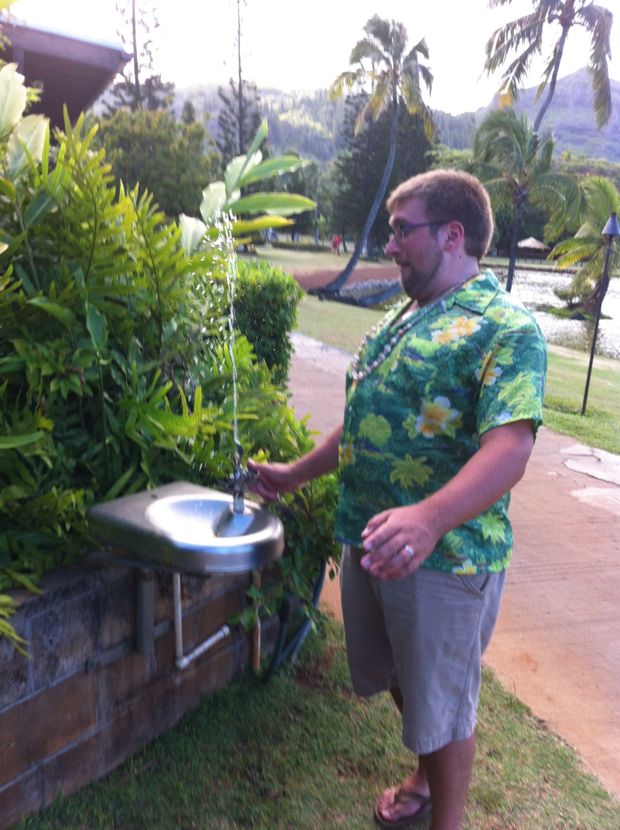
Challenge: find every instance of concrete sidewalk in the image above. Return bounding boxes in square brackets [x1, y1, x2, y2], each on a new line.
[288, 332, 620, 799]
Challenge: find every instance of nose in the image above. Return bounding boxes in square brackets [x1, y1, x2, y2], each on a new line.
[385, 236, 399, 257]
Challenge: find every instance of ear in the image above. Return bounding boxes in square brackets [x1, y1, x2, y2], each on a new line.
[443, 220, 465, 250]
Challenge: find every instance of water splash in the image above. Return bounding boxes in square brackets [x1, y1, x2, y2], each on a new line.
[212, 212, 246, 512]
[211, 213, 240, 446]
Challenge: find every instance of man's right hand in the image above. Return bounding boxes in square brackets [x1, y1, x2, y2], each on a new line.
[247, 459, 303, 502]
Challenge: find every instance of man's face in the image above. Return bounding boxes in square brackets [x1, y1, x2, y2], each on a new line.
[385, 198, 446, 301]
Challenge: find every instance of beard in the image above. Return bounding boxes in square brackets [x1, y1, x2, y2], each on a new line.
[398, 246, 443, 302]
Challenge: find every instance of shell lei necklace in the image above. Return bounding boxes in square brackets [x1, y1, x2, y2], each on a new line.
[350, 274, 476, 383]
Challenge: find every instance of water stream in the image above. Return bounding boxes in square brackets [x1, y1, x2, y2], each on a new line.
[502, 268, 620, 360]
[213, 213, 245, 512]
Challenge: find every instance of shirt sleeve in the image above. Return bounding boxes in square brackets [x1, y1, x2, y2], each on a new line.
[476, 316, 547, 438]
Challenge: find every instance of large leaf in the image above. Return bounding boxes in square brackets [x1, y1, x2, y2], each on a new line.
[0, 432, 45, 451]
[85, 301, 108, 355]
[239, 156, 309, 187]
[199, 182, 227, 223]
[225, 151, 261, 197]
[26, 297, 76, 328]
[0, 63, 27, 140]
[179, 214, 207, 254]
[231, 192, 316, 217]
[6, 115, 49, 180]
[232, 216, 293, 235]
[23, 188, 58, 229]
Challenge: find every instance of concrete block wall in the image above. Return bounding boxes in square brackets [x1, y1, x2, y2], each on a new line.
[0, 558, 271, 828]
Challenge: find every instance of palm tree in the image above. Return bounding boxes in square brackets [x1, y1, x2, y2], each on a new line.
[549, 176, 620, 312]
[472, 108, 582, 291]
[484, 0, 614, 131]
[322, 15, 434, 295]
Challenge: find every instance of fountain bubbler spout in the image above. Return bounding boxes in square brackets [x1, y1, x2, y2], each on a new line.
[231, 440, 257, 514]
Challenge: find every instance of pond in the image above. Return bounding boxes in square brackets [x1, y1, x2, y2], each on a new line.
[503, 268, 620, 360]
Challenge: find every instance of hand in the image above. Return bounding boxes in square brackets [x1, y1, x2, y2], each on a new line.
[247, 458, 302, 502]
[360, 503, 442, 580]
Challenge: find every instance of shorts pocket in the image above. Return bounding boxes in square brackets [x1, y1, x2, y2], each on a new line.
[455, 573, 490, 599]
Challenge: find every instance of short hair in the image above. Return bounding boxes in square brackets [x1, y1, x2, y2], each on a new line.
[386, 170, 494, 259]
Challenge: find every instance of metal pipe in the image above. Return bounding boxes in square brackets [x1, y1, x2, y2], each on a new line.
[172, 570, 231, 671]
[173, 571, 183, 663]
[251, 569, 261, 672]
[135, 568, 154, 656]
[176, 624, 231, 671]
[581, 241, 613, 414]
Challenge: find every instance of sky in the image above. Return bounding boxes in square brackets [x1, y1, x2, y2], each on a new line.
[5, 0, 620, 115]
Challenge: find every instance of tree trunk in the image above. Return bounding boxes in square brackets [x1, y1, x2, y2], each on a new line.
[131, 0, 142, 109]
[321, 102, 400, 295]
[505, 198, 525, 293]
[236, 0, 244, 155]
[583, 271, 612, 315]
[533, 21, 570, 132]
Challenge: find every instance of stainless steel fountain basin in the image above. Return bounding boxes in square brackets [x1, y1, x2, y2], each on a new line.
[87, 481, 284, 575]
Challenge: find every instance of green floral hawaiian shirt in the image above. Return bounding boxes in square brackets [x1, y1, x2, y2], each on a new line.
[335, 270, 547, 574]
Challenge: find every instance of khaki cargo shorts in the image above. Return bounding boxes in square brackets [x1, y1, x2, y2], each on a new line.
[340, 544, 506, 755]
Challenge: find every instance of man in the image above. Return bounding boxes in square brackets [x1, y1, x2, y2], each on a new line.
[249, 170, 546, 830]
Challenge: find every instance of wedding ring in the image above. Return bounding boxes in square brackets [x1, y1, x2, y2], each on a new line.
[402, 544, 414, 561]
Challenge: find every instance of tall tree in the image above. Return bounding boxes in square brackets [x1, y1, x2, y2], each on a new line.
[216, 78, 263, 167]
[323, 15, 434, 294]
[549, 176, 619, 310]
[106, 0, 174, 113]
[331, 93, 432, 252]
[95, 109, 218, 217]
[473, 108, 582, 291]
[216, 0, 264, 168]
[484, 0, 614, 131]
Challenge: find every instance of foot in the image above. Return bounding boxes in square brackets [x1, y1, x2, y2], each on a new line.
[374, 784, 432, 828]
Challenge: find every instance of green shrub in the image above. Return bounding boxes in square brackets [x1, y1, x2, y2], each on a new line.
[234, 260, 303, 385]
[272, 240, 328, 253]
[0, 72, 335, 652]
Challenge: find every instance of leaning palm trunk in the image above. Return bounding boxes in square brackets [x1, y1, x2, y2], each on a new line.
[505, 197, 526, 293]
[321, 105, 399, 295]
[533, 25, 569, 132]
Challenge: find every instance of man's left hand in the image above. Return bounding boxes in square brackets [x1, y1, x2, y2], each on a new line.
[360, 503, 441, 580]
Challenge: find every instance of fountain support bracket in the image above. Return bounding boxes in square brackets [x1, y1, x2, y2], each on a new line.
[172, 571, 231, 671]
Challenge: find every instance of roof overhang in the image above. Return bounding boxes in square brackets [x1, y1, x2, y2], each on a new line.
[0, 21, 130, 127]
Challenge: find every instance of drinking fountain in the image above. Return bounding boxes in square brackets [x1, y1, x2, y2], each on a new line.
[87, 475, 284, 670]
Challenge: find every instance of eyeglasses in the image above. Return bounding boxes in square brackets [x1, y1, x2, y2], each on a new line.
[389, 220, 449, 243]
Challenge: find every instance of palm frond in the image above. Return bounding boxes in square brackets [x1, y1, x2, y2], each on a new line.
[328, 70, 363, 101]
[406, 37, 430, 62]
[496, 40, 543, 106]
[582, 176, 620, 222]
[485, 12, 545, 73]
[576, 5, 613, 127]
[350, 39, 387, 68]
[363, 15, 396, 51]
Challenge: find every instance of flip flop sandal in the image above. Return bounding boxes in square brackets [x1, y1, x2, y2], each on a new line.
[374, 785, 432, 828]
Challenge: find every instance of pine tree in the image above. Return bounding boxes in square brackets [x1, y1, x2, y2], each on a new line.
[105, 0, 174, 113]
[216, 78, 263, 167]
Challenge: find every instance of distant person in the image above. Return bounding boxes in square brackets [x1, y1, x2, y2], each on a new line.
[250, 170, 546, 830]
[331, 234, 342, 254]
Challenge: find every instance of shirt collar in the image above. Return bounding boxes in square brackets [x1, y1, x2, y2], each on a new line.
[448, 269, 502, 314]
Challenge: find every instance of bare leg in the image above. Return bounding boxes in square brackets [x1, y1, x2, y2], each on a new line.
[380, 688, 474, 829]
[375, 688, 431, 823]
[422, 735, 476, 830]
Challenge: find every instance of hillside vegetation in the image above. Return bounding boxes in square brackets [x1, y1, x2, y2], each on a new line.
[175, 69, 620, 165]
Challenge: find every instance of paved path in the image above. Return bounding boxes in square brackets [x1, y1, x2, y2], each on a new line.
[288, 333, 620, 799]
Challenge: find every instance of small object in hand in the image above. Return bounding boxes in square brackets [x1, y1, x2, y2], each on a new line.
[402, 544, 414, 561]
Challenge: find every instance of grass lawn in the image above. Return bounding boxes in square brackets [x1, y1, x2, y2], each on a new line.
[18, 619, 620, 830]
[295, 295, 620, 455]
[249, 244, 577, 276]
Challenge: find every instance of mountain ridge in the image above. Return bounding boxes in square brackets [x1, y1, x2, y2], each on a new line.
[175, 68, 620, 164]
